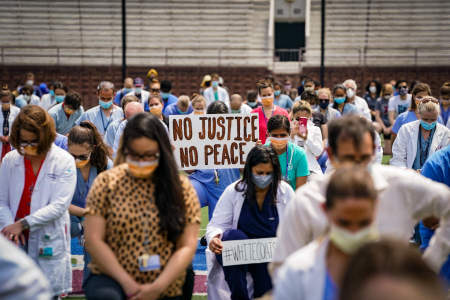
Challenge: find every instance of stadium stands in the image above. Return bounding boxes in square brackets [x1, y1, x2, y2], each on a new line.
[304, 0, 450, 66]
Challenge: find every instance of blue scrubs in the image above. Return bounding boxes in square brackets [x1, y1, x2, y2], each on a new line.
[217, 192, 279, 300]
[54, 133, 68, 151]
[48, 103, 84, 135]
[162, 94, 178, 115]
[164, 103, 193, 116]
[76, 105, 124, 136]
[103, 118, 123, 148]
[323, 271, 338, 300]
[189, 169, 240, 220]
[412, 126, 435, 170]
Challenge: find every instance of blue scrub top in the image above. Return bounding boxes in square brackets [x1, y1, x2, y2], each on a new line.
[189, 168, 240, 220]
[162, 94, 178, 115]
[76, 105, 124, 136]
[164, 103, 193, 116]
[412, 126, 436, 170]
[274, 94, 293, 110]
[54, 133, 68, 151]
[104, 118, 123, 148]
[237, 191, 279, 239]
[323, 271, 338, 300]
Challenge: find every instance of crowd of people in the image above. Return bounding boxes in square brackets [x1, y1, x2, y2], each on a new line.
[0, 70, 449, 300]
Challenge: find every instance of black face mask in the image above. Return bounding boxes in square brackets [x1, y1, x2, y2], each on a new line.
[319, 100, 329, 109]
[205, 81, 211, 87]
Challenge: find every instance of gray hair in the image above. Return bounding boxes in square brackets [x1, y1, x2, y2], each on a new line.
[418, 99, 440, 115]
[97, 81, 115, 92]
[343, 79, 357, 90]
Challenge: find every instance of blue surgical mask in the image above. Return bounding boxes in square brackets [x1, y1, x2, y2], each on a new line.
[135, 88, 142, 94]
[274, 90, 281, 97]
[55, 95, 65, 103]
[99, 99, 113, 110]
[420, 120, 437, 131]
[123, 88, 131, 94]
[247, 101, 258, 108]
[231, 109, 241, 114]
[334, 97, 346, 104]
[177, 107, 189, 115]
[212, 81, 219, 88]
[49, 90, 55, 97]
[161, 92, 170, 100]
[252, 173, 273, 189]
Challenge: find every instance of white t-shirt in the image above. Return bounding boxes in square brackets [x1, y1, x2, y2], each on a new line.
[388, 94, 412, 117]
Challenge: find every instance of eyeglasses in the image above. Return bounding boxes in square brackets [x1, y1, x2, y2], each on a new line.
[20, 140, 39, 147]
[70, 152, 91, 161]
[124, 149, 160, 162]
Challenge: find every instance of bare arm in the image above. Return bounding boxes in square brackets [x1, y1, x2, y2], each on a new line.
[84, 215, 140, 297]
[69, 205, 87, 218]
[296, 176, 307, 189]
[388, 111, 395, 127]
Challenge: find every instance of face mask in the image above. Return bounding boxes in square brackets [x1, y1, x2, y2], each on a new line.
[177, 107, 189, 115]
[384, 95, 391, 100]
[399, 87, 408, 96]
[247, 101, 258, 108]
[329, 224, 378, 254]
[270, 136, 289, 149]
[64, 106, 75, 115]
[284, 85, 292, 91]
[369, 86, 377, 94]
[420, 120, 437, 131]
[194, 109, 205, 115]
[24, 95, 31, 102]
[21, 145, 39, 156]
[346, 89, 355, 99]
[319, 100, 329, 110]
[161, 92, 170, 100]
[135, 87, 142, 94]
[75, 158, 90, 168]
[231, 109, 241, 114]
[274, 90, 281, 97]
[304, 87, 314, 93]
[212, 81, 219, 88]
[252, 173, 273, 189]
[315, 90, 319, 96]
[127, 159, 159, 178]
[123, 88, 132, 94]
[261, 96, 274, 107]
[55, 95, 65, 103]
[49, 90, 55, 97]
[26, 80, 34, 86]
[99, 99, 113, 110]
[150, 105, 162, 116]
[2, 103, 10, 111]
[334, 97, 346, 104]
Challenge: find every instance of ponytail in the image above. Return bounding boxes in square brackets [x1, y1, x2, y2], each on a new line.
[68, 121, 111, 172]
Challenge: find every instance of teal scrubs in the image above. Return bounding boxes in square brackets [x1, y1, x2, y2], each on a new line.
[265, 141, 309, 190]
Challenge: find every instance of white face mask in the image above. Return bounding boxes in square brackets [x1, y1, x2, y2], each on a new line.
[346, 88, 355, 99]
[369, 86, 377, 94]
[26, 80, 34, 86]
[329, 224, 378, 254]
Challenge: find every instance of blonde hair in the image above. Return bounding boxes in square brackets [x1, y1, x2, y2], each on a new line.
[317, 88, 332, 100]
[418, 97, 440, 115]
[191, 94, 206, 107]
[292, 100, 312, 116]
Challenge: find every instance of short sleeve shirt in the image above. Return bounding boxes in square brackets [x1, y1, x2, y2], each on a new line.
[388, 94, 412, 116]
[85, 164, 201, 297]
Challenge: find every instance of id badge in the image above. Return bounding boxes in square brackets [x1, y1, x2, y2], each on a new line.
[138, 254, 161, 272]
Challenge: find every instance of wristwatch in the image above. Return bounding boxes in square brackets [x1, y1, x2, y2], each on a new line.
[19, 218, 30, 230]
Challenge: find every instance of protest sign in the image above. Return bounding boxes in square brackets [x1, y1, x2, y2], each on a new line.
[221, 237, 277, 266]
[169, 114, 259, 170]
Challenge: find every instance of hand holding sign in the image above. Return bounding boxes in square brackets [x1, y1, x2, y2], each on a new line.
[170, 114, 259, 170]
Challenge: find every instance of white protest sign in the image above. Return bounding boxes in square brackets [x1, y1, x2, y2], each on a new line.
[169, 114, 259, 170]
[221, 237, 277, 266]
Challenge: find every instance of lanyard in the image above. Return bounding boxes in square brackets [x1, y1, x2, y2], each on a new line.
[99, 108, 113, 132]
[418, 126, 435, 167]
[262, 106, 273, 124]
[2, 109, 10, 136]
[284, 146, 289, 180]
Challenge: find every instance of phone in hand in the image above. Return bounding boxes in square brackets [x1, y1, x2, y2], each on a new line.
[298, 117, 308, 135]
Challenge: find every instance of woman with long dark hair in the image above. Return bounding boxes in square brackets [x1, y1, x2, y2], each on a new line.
[83, 113, 200, 300]
[206, 145, 295, 300]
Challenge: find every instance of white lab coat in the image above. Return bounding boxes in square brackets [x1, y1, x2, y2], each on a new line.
[274, 238, 329, 300]
[206, 180, 295, 300]
[0, 105, 20, 161]
[390, 120, 450, 168]
[126, 90, 150, 111]
[292, 121, 324, 175]
[0, 145, 76, 295]
[203, 86, 230, 108]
